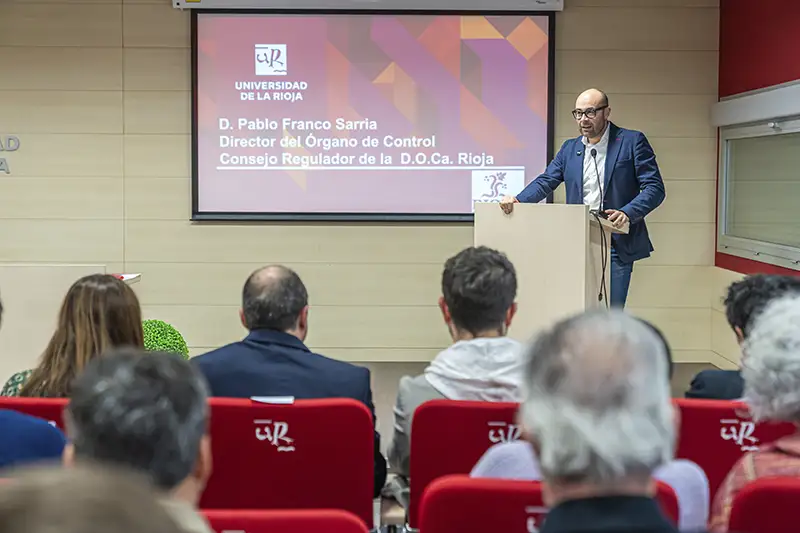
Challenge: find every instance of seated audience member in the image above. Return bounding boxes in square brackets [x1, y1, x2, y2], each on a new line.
[471, 318, 709, 531]
[710, 294, 800, 532]
[517, 310, 699, 533]
[0, 463, 185, 533]
[63, 348, 213, 533]
[0, 409, 66, 472]
[0, 293, 67, 471]
[1, 274, 144, 397]
[192, 265, 387, 497]
[386, 246, 525, 503]
[686, 274, 800, 400]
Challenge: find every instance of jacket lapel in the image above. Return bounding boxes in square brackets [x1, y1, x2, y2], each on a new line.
[604, 123, 623, 193]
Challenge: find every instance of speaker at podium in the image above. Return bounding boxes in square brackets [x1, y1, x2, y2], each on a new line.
[473, 202, 629, 344]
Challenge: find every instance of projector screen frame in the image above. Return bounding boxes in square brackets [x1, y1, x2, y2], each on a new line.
[190, 8, 557, 223]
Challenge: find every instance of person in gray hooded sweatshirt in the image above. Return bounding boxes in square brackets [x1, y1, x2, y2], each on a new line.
[385, 245, 525, 505]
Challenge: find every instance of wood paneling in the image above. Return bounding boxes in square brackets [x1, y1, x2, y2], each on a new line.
[0, 91, 123, 134]
[124, 135, 190, 178]
[124, 91, 190, 134]
[627, 266, 710, 308]
[0, 48, 122, 91]
[556, 6, 719, 51]
[0, 3, 122, 47]
[0, 179, 123, 219]
[124, 48, 190, 91]
[645, 223, 715, 266]
[0, 221, 123, 263]
[127, 262, 442, 306]
[556, 51, 718, 95]
[4, 134, 123, 178]
[648, 180, 716, 223]
[125, 221, 473, 264]
[122, 3, 190, 48]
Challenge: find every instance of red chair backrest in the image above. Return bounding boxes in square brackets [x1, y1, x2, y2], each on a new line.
[728, 477, 800, 533]
[199, 398, 374, 528]
[419, 475, 679, 533]
[408, 399, 519, 528]
[202, 509, 369, 533]
[0, 397, 67, 429]
[673, 399, 795, 500]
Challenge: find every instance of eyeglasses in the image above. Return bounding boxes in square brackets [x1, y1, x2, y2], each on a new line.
[572, 105, 608, 120]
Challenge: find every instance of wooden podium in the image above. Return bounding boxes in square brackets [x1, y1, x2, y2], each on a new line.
[474, 202, 629, 344]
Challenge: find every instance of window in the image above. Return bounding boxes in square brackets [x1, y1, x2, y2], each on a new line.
[718, 118, 800, 271]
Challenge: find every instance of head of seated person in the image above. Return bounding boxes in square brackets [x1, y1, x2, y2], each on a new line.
[13, 274, 144, 398]
[708, 294, 800, 532]
[63, 347, 212, 513]
[426, 245, 523, 399]
[0, 463, 186, 533]
[724, 274, 800, 345]
[520, 309, 676, 509]
[240, 264, 309, 341]
[741, 293, 800, 427]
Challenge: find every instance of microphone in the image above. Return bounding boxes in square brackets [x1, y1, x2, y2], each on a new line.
[590, 148, 603, 213]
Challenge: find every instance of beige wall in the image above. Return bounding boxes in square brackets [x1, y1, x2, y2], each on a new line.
[0, 0, 721, 378]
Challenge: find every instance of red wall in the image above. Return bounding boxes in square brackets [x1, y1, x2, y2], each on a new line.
[719, 0, 800, 97]
[715, 0, 800, 275]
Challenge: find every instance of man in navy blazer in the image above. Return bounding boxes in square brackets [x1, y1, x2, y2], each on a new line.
[192, 265, 388, 497]
[500, 88, 666, 307]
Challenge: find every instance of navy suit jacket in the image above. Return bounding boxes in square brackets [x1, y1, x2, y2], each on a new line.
[516, 122, 666, 263]
[193, 329, 388, 497]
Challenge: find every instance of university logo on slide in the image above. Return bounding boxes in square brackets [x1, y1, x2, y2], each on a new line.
[255, 44, 287, 76]
[472, 169, 525, 204]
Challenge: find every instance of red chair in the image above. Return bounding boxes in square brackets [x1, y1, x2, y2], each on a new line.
[419, 475, 679, 533]
[407, 399, 519, 529]
[199, 398, 374, 528]
[673, 399, 795, 500]
[0, 397, 67, 429]
[728, 477, 800, 533]
[202, 509, 369, 533]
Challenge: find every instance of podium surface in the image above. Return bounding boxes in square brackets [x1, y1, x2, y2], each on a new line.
[473, 202, 627, 344]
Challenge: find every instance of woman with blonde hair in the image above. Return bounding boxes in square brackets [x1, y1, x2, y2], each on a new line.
[0, 274, 144, 397]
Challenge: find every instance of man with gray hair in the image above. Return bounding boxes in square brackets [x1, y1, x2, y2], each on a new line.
[63, 348, 213, 533]
[520, 309, 689, 533]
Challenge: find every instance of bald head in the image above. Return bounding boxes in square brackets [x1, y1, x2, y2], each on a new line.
[576, 88, 609, 109]
[242, 265, 309, 333]
[573, 88, 611, 143]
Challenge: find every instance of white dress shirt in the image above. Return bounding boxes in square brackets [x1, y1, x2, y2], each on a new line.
[581, 125, 611, 211]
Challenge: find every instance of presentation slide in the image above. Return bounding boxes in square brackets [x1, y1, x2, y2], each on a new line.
[193, 12, 553, 219]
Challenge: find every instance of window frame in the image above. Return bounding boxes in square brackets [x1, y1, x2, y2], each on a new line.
[717, 117, 800, 271]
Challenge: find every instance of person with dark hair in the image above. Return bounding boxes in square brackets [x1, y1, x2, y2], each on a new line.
[686, 274, 800, 400]
[192, 265, 387, 497]
[63, 347, 213, 533]
[385, 246, 525, 505]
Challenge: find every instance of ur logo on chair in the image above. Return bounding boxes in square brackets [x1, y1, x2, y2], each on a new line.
[254, 419, 295, 452]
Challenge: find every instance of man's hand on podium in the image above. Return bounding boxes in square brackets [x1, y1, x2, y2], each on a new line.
[605, 209, 629, 229]
[499, 195, 519, 214]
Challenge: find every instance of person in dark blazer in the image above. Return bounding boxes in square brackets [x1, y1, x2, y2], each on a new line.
[500, 88, 666, 308]
[192, 265, 387, 497]
[686, 274, 800, 400]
